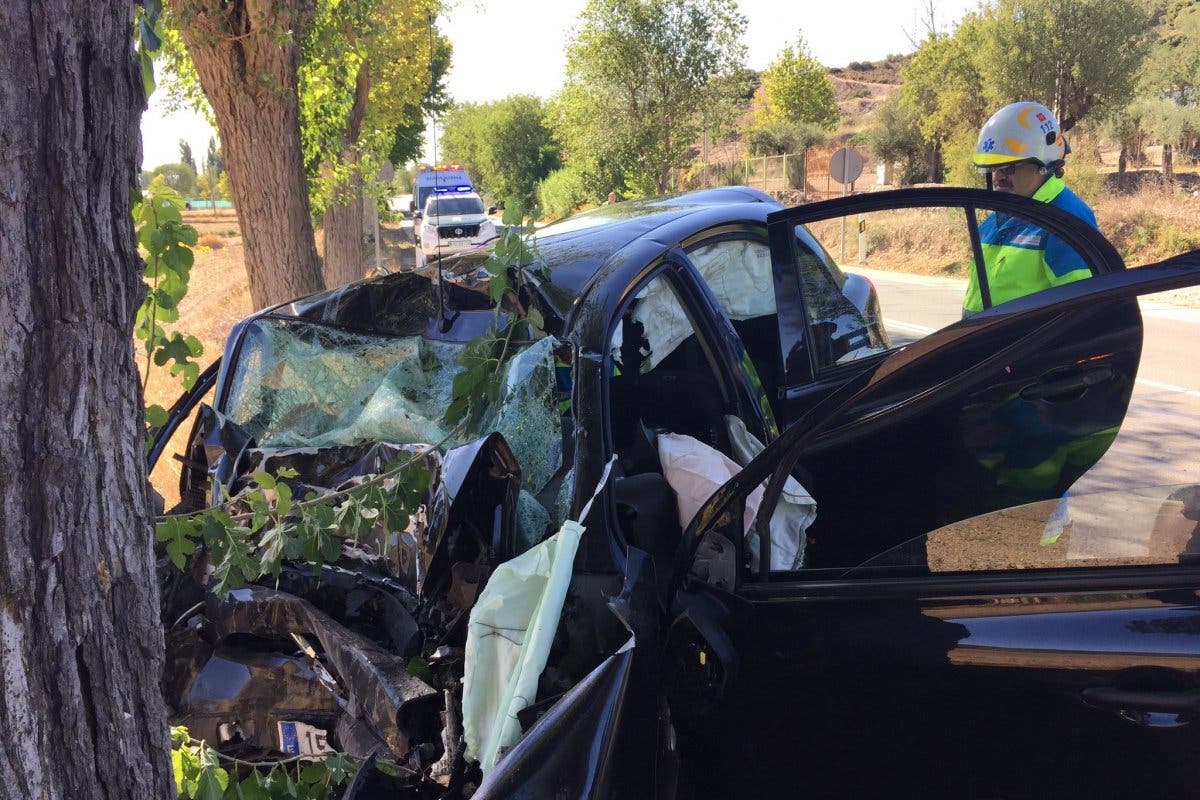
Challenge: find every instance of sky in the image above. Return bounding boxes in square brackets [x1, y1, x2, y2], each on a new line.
[141, 0, 979, 169]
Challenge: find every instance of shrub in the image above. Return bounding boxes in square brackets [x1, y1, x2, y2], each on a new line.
[943, 129, 985, 188]
[197, 233, 224, 249]
[1060, 134, 1106, 206]
[847, 60, 874, 72]
[537, 166, 589, 221]
[745, 119, 827, 156]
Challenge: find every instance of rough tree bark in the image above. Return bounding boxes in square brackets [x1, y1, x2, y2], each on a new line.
[173, 0, 326, 310]
[322, 61, 372, 288]
[0, 3, 174, 799]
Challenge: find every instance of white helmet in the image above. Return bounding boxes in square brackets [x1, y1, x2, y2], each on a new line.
[973, 101, 1068, 170]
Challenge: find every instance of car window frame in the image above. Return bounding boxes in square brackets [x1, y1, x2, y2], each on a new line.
[766, 188, 1127, 390]
[668, 253, 1200, 600]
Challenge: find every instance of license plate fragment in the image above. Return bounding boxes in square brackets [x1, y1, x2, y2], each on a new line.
[277, 721, 336, 757]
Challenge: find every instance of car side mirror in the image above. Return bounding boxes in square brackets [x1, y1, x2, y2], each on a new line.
[488, 206, 498, 215]
[413, 211, 422, 221]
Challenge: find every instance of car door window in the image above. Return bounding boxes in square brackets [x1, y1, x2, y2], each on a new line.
[608, 273, 732, 459]
[685, 236, 783, 404]
[846, 484, 1200, 576]
[606, 271, 744, 585]
[792, 222, 892, 366]
[773, 192, 1111, 383]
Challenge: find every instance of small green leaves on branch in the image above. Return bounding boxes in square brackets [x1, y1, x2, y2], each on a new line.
[134, 0, 164, 96]
[443, 222, 547, 429]
[171, 726, 357, 799]
[135, 177, 202, 438]
[156, 456, 431, 597]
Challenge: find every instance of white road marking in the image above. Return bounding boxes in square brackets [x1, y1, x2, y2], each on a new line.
[1133, 378, 1200, 399]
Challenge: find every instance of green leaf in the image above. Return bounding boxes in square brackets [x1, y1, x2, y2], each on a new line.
[211, 528, 256, 595]
[140, 49, 156, 97]
[298, 764, 327, 786]
[252, 471, 277, 490]
[275, 481, 293, 518]
[156, 516, 198, 570]
[230, 774, 271, 800]
[171, 747, 187, 795]
[139, 17, 162, 53]
[501, 205, 524, 226]
[145, 403, 169, 429]
[323, 753, 357, 785]
[406, 656, 437, 685]
[193, 763, 228, 800]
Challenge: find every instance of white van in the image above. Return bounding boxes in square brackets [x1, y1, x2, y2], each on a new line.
[418, 192, 497, 260]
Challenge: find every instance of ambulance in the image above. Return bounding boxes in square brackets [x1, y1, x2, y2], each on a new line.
[411, 164, 473, 218]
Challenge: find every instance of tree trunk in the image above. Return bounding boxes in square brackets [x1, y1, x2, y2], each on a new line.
[0, 4, 174, 799]
[1163, 142, 1174, 183]
[1117, 144, 1127, 174]
[322, 62, 372, 288]
[174, 0, 325, 310]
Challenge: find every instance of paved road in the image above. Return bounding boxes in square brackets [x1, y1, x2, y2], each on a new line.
[855, 267, 1200, 496]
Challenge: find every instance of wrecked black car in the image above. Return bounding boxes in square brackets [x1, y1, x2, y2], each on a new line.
[151, 187, 1200, 798]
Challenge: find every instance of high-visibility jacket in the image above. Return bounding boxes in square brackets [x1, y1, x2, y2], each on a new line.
[963, 176, 1098, 314]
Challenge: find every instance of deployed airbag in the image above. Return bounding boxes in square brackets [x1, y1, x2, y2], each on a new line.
[461, 459, 615, 773]
[658, 428, 814, 571]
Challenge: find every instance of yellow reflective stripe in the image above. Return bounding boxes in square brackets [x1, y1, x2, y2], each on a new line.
[973, 153, 1026, 166]
[964, 242, 1065, 311]
[1031, 175, 1066, 203]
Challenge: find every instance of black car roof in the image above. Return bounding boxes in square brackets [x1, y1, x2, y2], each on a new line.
[261, 186, 781, 330]
[527, 186, 778, 302]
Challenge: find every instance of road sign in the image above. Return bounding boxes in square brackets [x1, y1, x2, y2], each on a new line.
[829, 148, 864, 185]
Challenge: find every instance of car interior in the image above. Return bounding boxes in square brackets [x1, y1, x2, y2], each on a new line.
[604, 275, 745, 595]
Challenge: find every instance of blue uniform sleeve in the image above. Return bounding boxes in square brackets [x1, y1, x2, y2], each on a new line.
[1044, 190, 1098, 281]
[1043, 233, 1093, 279]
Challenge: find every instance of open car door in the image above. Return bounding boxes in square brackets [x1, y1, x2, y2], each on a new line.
[667, 250, 1200, 799]
[764, 188, 1134, 568]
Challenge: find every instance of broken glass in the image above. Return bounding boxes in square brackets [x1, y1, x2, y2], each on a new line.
[223, 319, 563, 495]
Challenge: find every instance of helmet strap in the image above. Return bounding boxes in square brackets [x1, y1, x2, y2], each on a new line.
[985, 171, 994, 191]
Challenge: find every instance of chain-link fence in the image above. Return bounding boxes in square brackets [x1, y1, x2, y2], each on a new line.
[686, 146, 885, 201]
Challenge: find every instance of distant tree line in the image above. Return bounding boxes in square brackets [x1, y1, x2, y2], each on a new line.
[871, 0, 1199, 187]
[439, 0, 841, 219]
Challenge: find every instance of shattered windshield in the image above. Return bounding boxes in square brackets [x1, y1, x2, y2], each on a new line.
[223, 318, 563, 493]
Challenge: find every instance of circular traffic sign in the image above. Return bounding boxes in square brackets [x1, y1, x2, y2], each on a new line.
[829, 147, 864, 185]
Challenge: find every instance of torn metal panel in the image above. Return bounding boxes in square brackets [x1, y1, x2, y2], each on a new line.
[203, 586, 442, 758]
[169, 642, 347, 755]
